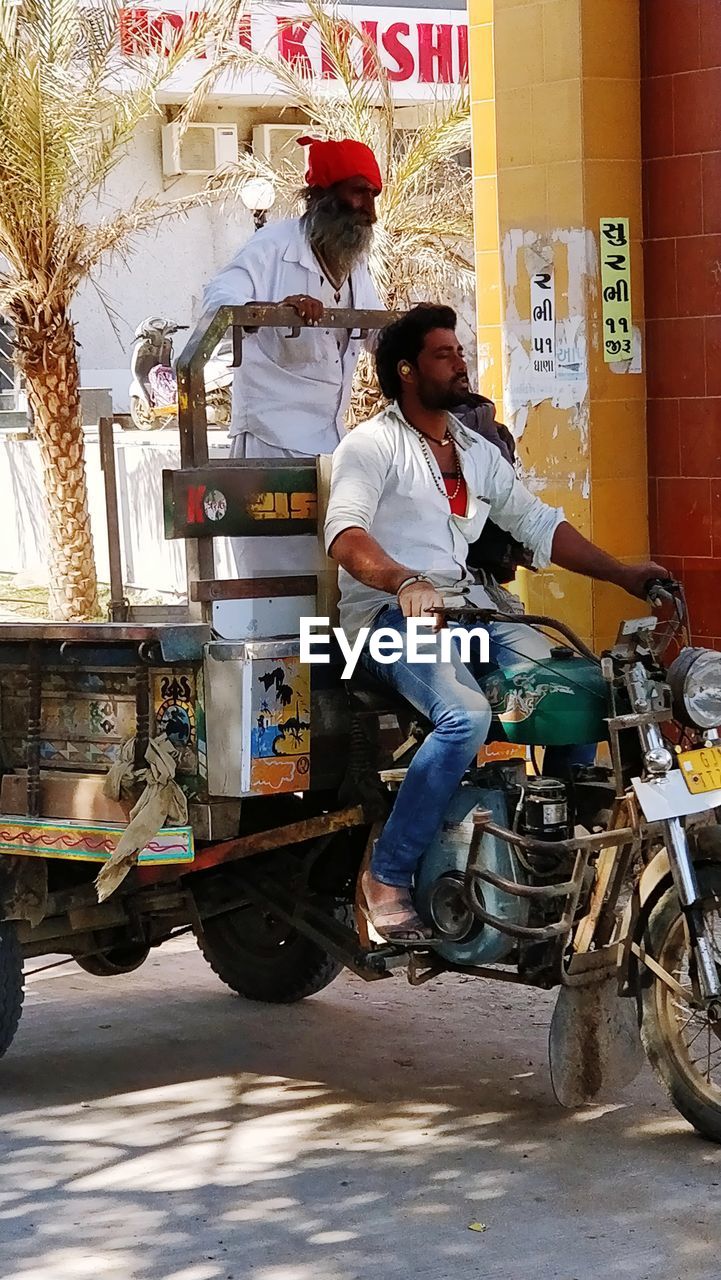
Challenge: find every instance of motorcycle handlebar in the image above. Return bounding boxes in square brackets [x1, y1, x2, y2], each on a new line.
[644, 576, 683, 608]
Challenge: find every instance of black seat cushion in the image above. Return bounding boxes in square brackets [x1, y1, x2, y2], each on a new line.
[346, 666, 421, 718]
[346, 662, 511, 745]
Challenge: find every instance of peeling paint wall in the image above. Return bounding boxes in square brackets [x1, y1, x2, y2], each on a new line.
[470, 0, 648, 650]
[501, 228, 592, 441]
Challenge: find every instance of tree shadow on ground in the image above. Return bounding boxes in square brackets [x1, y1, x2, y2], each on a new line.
[0, 944, 718, 1280]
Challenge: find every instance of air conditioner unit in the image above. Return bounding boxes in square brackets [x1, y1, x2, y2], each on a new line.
[252, 125, 309, 180]
[162, 122, 238, 177]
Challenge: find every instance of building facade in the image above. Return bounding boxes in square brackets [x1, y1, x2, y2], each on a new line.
[468, 0, 721, 650]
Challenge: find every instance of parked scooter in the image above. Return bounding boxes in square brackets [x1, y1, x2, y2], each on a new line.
[128, 316, 232, 431]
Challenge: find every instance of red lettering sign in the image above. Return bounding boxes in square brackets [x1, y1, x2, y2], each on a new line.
[359, 20, 379, 79]
[119, 7, 150, 55]
[457, 24, 468, 79]
[238, 15, 252, 51]
[148, 11, 184, 53]
[118, 7, 469, 89]
[321, 22, 354, 80]
[119, 7, 206, 56]
[381, 22, 414, 83]
[186, 485, 207, 525]
[277, 18, 313, 73]
[418, 23, 452, 84]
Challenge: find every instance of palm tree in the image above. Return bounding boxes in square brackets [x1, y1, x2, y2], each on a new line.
[0, 0, 245, 619]
[204, 0, 473, 421]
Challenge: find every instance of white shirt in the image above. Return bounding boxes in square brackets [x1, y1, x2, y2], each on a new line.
[317, 271, 352, 359]
[203, 217, 382, 454]
[324, 402, 566, 642]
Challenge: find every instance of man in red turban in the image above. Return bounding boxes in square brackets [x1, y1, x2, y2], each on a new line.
[203, 136, 384, 588]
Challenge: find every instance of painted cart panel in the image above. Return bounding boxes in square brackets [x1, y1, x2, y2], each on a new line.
[0, 818, 194, 864]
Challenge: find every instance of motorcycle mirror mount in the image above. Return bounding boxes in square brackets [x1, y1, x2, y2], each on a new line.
[643, 576, 681, 608]
[135, 316, 186, 339]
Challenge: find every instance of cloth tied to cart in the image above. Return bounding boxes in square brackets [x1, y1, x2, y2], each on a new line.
[95, 737, 188, 902]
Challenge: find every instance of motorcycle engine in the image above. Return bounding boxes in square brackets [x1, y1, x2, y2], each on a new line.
[414, 780, 529, 966]
[517, 777, 571, 843]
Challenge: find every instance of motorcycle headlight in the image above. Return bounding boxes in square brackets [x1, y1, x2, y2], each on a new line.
[668, 648, 721, 730]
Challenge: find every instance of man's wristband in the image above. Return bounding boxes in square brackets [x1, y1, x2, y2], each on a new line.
[396, 574, 432, 596]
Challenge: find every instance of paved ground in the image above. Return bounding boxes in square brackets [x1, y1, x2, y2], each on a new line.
[1, 936, 719, 1280]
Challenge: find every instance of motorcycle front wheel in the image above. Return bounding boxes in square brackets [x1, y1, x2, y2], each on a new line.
[639, 865, 721, 1141]
[130, 394, 169, 431]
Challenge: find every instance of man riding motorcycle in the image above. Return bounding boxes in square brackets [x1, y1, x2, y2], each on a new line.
[324, 304, 668, 942]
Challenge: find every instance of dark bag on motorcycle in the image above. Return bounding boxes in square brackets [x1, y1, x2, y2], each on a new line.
[453, 395, 533, 584]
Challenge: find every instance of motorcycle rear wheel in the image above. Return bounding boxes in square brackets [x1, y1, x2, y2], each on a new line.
[639, 865, 721, 1141]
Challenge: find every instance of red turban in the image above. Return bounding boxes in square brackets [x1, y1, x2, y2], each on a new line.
[297, 136, 383, 192]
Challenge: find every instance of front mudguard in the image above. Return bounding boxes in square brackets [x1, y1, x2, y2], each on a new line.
[128, 376, 152, 411]
[618, 824, 721, 993]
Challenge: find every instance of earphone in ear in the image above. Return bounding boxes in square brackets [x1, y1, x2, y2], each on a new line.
[400, 363, 411, 375]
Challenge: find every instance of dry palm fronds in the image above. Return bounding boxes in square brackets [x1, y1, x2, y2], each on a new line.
[0, 0, 248, 617]
[0, 0, 248, 317]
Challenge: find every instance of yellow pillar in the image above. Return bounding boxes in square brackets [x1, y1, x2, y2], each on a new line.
[470, 0, 647, 651]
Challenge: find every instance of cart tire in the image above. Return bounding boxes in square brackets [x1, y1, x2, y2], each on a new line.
[639, 865, 721, 1142]
[76, 943, 150, 977]
[0, 923, 24, 1058]
[196, 903, 344, 1004]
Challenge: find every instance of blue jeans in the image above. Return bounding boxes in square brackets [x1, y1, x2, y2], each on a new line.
[361, 605, 557, 889]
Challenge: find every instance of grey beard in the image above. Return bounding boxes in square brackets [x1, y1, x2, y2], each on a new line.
[303, 194, 373, 280]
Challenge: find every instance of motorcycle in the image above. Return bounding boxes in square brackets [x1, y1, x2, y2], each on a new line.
[268, 577, 721, 1140]
[128, 316, 233, 431]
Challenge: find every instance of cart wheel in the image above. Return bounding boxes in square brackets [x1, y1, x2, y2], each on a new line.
[639, 865, 721, 1142]
[196, 902, 344, 1004]
[0, 922, 24, 1058]
[76, 943, 150, 977]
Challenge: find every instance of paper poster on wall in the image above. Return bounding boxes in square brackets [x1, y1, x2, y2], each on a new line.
[530, 270, 556, 378]
[555, 316, 587, 383]
[600, 218, 632, 363]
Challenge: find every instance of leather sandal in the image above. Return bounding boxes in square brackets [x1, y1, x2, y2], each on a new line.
[359, 871, 434, 943]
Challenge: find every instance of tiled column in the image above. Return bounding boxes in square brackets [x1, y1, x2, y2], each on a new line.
[470, 0, 648, 650]
[642, 0, 721, 647]
[468, 0, 504, 405]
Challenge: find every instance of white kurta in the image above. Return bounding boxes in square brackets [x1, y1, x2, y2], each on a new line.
[203, 218, 381, 578]
[203, 217, 382, 454]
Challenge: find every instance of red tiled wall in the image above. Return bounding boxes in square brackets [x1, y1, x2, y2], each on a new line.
[642, 0, 721, 643]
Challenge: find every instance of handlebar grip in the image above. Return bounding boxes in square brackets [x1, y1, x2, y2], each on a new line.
[644, 576, 681, 606]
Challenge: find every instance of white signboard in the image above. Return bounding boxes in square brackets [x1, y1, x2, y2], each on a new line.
[530, 269, 555, 379]
[118, 2, 469, 103]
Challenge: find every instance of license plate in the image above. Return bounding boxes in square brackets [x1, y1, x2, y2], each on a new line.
[679, 746, 721, 794]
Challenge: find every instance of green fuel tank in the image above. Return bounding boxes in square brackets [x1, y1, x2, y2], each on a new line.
[480, 650, 608, 747]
